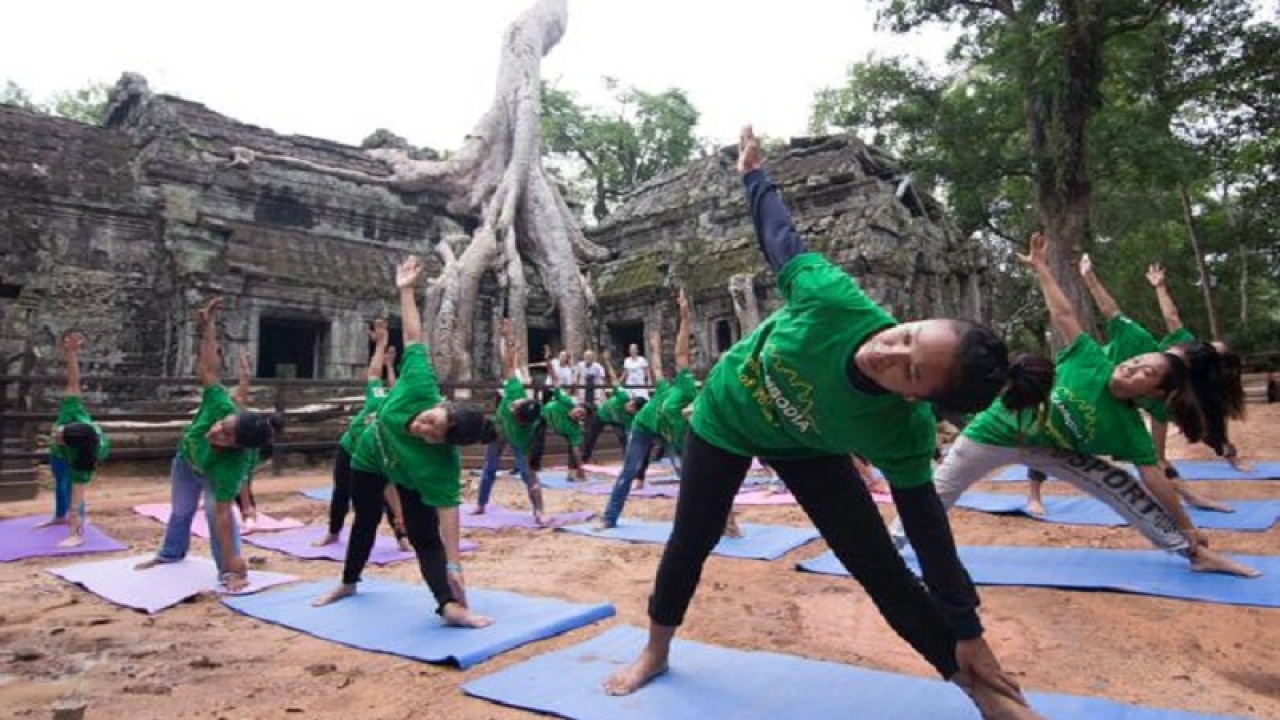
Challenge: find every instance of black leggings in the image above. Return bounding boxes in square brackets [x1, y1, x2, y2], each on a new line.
[527, 420, 581, 472]
[581, 415, 627, 463]
[342, 468, 457, 612]
[328, 446, 404, 539]
[649, 431, 960, 678]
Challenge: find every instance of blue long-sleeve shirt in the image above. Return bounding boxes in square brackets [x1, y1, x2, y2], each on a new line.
[741, 166, 984, 640]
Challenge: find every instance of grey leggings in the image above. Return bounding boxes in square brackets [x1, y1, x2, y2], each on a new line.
[890, 436, 1190, 553]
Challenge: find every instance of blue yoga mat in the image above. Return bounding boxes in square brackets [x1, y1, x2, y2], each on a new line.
[463, 625, 1247, 720]
[956, 492, 1280, 531]
[302, 487, 332, 502]
[989, 460, 1280, 483]
[537, 470, 605, 490]
[798, 546, 1280, 608]
[558, 521, 819, 561]
[221, 579, 615, 669]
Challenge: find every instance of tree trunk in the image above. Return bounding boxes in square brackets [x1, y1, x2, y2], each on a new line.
[1178, 181, 1222, 340]
[728, 273, 761, 332]
[227, 0, 609, 381]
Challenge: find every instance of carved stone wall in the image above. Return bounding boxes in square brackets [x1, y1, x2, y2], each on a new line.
[1, 75, 990, 386]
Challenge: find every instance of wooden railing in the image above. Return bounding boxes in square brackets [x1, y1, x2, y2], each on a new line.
[0, 374, 640, 501]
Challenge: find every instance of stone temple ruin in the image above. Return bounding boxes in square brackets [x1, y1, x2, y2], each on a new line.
[0, 74, 990, 383]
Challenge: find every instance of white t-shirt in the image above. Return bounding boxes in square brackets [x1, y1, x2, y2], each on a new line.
[576, 361, 606, 404]
[622, 355, 650, 398]
[550, 359, 575, 388]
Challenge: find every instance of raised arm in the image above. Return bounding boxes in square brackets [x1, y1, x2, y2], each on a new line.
[674, 287, 692, 371]
[197, 298, 223, 388]
[235, 348, 252, 407]
[1018, 233, 1085, 341]
[384, 345, 398, 389]
[739, 126, 808, 273]
[396, 258, 424, 345]
[602, 352, 621, 386]
[62, 332, 84, 397]
[500, 319, 526, 381]
[1079, 253, 1121, 320]
[366, 318, 390, 381]
[1146, 263, 1184, 333]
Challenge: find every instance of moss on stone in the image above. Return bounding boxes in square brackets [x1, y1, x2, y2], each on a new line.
[596, 253, 666, 299]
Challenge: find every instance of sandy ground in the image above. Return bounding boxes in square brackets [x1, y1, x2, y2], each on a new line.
[2, 406, 1278, 720]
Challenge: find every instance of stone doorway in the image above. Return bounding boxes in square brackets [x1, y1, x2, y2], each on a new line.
[607, 321, 645, 361]
[258, 317, 328, 379]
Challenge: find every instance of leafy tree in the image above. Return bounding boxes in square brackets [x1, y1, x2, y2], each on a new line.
[541, 78, 700, 222]
[1, 79, 111, 124]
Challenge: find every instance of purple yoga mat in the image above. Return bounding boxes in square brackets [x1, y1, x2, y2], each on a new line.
[0, 515, 128, 562]
[461, 505, 595, 530]
[578, 483, 679, 498]
[48, 554, 298, 613]
[244, 525, 477, 562]
[133, 503, 304, 538]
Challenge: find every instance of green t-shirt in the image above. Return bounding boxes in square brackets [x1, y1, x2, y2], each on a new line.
[964, 333, 1158, 465]
[657, 369, 698, 454]
[690, 252, 937, 489]
[179, 385, 256, 502]
[497, 376, 538, 452]
[596, 386, 632, 428]
[1158, 327, 1196, 350]
[541, 387, 583, 446]
[1101, 315, 1169, 423]
[351, 343, 461, 507]
[340, 379, 390, 453]
[50, 396, 111, 484]
[632, 380, 669, 435]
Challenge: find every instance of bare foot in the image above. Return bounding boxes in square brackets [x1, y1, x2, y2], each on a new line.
[533, 511, 547, 527]
[603, 647, 669, 696]
[1180, 490, 1235, 513]
[56, 534, 86, 549]
[634, 480, 646, 491]
[35, 516, 69, 528]
[311, 583, 357, 606]
[441, 603, 493, 628]
[311, 533, 339, 547]
[1191, 548, 1262, 578]
[573, 469, 588, 482]
[468, 505, 487, 515]
[1025, 499, 1046, 517]
[722, 514, 744, 538]
[222, 573, 250, 593]
[134, 557, 164, 571]
[594, 519, 616, 532]
[397, 538, 412, 552]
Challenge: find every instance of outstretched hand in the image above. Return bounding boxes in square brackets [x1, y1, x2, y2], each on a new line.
[737, 125, 763, 175]
[238, 348, 252, 375]
[395, 257, 423, 290]
[370, 317, 389, 346]
[675, 286, 689, 313]
[954, 637, 1027, 705]
[500, 318, 514, 340]
[198, 297, 223, 325]
[1146, 263, 1166, 288]
[1016, 233, 1050, 271]
[1078, 252, 1094, 278]
[62, 332, 85, 355]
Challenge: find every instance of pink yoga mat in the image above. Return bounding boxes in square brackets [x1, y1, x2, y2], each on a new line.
[244, 525, 476, 562]
[133, 503, 304, 538]
[0, 515, 128, 562]
[461, 505, 595, 530]
[577, 483, 679, 498]
[48, 554, 298, 613]
[733, 489, 893, 506]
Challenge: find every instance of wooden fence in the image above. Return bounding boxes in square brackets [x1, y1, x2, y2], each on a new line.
[0, 374, 634, 502]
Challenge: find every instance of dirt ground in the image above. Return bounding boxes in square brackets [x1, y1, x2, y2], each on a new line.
[2, 407, 1278, 720]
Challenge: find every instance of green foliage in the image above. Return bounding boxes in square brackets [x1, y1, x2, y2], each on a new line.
[1, 79, 111, 124]
[541, 77, 701, 222]
[812, 1, 1280, 351]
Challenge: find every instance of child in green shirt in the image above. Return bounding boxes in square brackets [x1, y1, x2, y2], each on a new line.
[604, 128, 1048, 720]
[39, 332, 110, 548]
[135, 298, 283, 592]
[311, 257, 495, 629]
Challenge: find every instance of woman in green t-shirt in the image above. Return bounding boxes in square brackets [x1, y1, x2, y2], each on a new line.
[135, 298, 283, 592]
[895, 234, 1259, 579]
[311, 258, 496, 628]
[39, 332, 110, 548]
[1024, 256, 1237, 515]
[604, 128, 1052, 720]
[472, 319, 547, 523]
[313, 319, 409, 550]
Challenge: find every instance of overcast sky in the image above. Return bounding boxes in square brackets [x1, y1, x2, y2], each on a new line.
[3, 0, 958, 150]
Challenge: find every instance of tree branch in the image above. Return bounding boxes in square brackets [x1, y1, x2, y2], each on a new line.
[1102, 0, 1175, 41]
